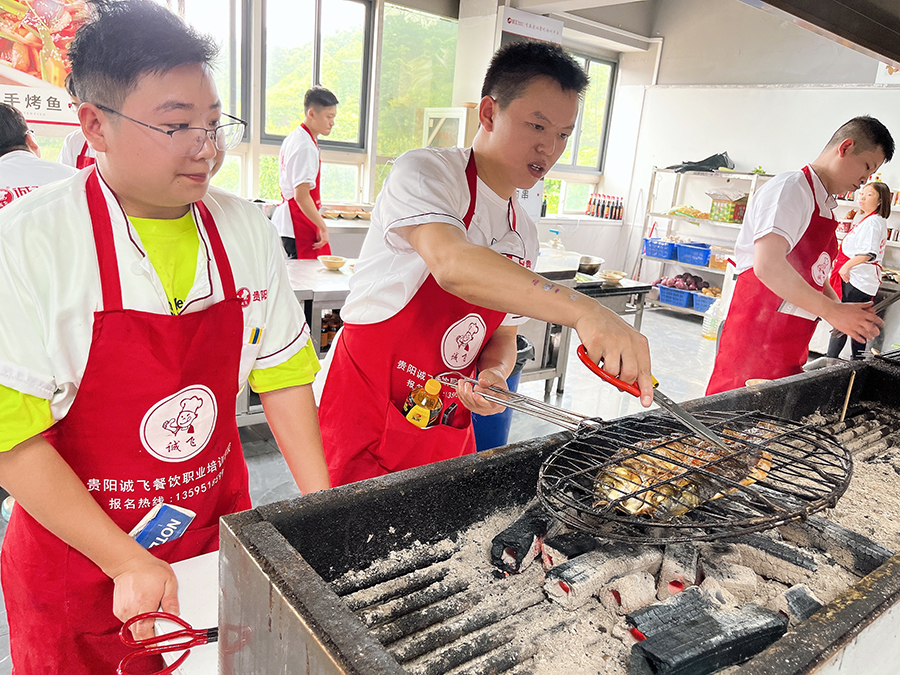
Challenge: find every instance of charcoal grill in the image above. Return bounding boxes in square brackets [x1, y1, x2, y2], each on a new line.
[220, 359, 900, 675]
[538, 410, 852, 543]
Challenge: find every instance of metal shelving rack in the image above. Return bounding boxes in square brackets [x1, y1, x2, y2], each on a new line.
[636, 167, 772, 314]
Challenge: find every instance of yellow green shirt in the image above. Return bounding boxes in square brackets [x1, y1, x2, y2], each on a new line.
[0, 212, 319, 452]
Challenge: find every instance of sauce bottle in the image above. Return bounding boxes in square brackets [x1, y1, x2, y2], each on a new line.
[402, 378, 443, 428]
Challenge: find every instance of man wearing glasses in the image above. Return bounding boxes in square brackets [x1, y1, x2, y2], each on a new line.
[0, 2, 330, 672]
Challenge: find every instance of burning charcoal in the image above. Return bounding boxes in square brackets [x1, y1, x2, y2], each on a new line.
[779, 514, 894, 576]
[657, 543, 699, 600]
[699, 558, 758, 603]
[773, 583, 824, 625]
[545, 542, 662, 610]
[628, 602, 788, 675]
[541, 531, 604, 570]
[601, 571, 657, 615]
[490, 501, 559, 574]
[727, 533, 817, 585]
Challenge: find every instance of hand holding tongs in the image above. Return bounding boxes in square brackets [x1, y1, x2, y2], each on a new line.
[575, 345, 730, 453]
[436, 374, 602, 432]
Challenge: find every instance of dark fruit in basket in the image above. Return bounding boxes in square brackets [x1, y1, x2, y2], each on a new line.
[702, 281, 710, 289]
[666, 278, 676, 287]
[692, 275, 703, 286]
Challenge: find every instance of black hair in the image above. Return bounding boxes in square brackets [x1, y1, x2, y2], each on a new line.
[304, 86, 339, 113]
[480, 41, 589, 108]
[69, 0, 218, 110]
[64, 72, 78, 101]
[827, 116, 895, 163]
[864, 181, 892, 219]
[0, 103, 30, 157]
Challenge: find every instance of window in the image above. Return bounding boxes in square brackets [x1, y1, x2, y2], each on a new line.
[211, 155, 242, 195]
[263, 0, 372, 147]
[555, 55, 615, 172]
[374, 4, 457, 195]
[183, 0, 244, 120]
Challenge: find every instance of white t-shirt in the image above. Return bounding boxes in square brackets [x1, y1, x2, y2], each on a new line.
[841, 213, 887, 296]
[58, 129, 95, 168]
[272, 124, 320, 238]
[0, 170, 310, 421]
[734, 165, 836, 273]
[0, 150, 77, 207]
[341, 146, 539, 327]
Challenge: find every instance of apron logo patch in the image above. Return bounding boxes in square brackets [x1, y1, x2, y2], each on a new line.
[441, 313, 488, 370]
[811, 251, 831, 287]
[140, 385, 218, 463]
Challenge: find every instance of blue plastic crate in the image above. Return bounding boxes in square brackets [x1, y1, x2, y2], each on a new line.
[658, 286, 693, 308]
[693, 292, 717, 313]
[643, 238, 677, 260]
[676, 242, 712, 266]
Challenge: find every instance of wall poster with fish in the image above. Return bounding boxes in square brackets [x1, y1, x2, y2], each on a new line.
[0, 0, 87, 125]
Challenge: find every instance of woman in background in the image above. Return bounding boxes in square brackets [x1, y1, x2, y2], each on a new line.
[828, 181, 891, 359]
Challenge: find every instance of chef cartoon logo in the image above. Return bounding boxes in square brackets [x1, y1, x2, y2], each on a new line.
[441, 313, 488, 369]
[140, 385, 217, 463]
[811, 252, 831, 287]
[237, 287, 251, 308]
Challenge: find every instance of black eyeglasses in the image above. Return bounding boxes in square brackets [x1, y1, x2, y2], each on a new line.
[95, 104, 246, 156]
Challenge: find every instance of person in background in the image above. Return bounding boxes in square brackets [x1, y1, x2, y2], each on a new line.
[318, 41, 653, 487]
[707, 116, 893, 394]
[0, 103, 77, 208]
[827, 180, 891, 360]
[58, 73, 97, 169]
[272, 86, 338, 259]
[0, 2, 329, 673]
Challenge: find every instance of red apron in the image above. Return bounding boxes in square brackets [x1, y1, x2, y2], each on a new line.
[829, 211, 879, 300]
[286, 123, 331, 259]
[76, 140, 95, 169]
[319, 151, 506, 486]
[707, 166, 838, 395]
[1, 168, 250, 674]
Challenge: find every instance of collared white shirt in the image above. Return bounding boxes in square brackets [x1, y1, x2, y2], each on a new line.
[272, 125, 320, 238]
[0, 170, 309, 421]
[734, 165, 836, 273]
[341, 146, 538, 327]
[842, 213, 887, 296]
[58, 129, 96, 168]
[0, 150, 77, 207]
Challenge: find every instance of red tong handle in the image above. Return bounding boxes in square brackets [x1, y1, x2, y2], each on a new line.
[576, 344, 642, 398]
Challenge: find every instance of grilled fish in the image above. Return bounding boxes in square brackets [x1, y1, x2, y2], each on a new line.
[593, 423, 776, 519]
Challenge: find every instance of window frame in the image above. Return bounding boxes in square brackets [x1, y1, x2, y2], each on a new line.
[552, 51, 617, 175]
[259, 0, 374, 152]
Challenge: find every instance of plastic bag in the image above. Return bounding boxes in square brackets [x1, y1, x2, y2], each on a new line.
[666, 152, 735, 173]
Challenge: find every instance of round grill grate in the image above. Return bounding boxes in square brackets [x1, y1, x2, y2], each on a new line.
[537, 410, 852, 544]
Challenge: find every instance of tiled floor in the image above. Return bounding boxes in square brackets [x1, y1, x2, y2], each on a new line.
[0, 308, 714, 673]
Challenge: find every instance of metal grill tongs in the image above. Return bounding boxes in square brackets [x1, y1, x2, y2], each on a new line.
[436, 375, 603, 433]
